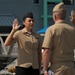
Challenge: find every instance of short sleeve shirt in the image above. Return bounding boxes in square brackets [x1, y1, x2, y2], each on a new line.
[12, 28, 42, 69]
[42, 20, 75, 62]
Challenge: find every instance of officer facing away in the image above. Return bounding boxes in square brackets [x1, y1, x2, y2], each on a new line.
[42, 2, 75, 75]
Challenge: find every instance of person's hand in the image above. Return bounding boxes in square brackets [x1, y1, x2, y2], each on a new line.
[44, 71, 48, 75]
[12, 18, 20, 31]
[44, 70, 54, 75]
[69, 10, 75, 26]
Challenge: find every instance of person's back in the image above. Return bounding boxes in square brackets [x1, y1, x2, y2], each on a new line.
[49, 20, 75, 71]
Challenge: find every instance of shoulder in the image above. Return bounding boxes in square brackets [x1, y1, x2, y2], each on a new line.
[45, 23, 65, 35]
[45, 24, 55, 33]
[13, 30, 22, 38]
[33, 32, 41, 39]
[14, 30, 21, 35]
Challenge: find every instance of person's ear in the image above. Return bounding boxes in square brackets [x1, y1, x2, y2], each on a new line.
[69, 16, 73, 22]
[69, 16, 71, 20]
[55, 15, 57, 20]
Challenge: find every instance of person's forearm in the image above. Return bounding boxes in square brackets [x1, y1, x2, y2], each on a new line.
[42, 49, 51, 71]
[4, 29, 16, 46]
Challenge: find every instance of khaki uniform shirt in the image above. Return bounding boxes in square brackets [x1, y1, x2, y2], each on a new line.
[42, 20, 75, 68]
[12, 28, 42, 69]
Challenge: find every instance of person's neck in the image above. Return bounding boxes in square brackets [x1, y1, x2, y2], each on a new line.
[26, 28, 32, 32]
[55, 19, 60, 23]
[55, 19, 64, 23]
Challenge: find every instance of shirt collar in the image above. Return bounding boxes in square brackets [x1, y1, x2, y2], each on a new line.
[21, 28, 35, 34]
[55, 20, 66, 24]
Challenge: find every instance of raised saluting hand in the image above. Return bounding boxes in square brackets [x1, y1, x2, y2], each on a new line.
[12, 19, 20, 31]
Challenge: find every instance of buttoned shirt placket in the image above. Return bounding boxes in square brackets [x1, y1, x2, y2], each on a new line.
[27, 32, 34, 65]
[31, 33, 34, 65]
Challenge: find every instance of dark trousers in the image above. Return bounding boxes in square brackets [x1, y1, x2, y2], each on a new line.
[15, 66, 39, 75]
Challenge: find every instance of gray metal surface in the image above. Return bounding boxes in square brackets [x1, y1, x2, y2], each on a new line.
[0, 34, 18, 71]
